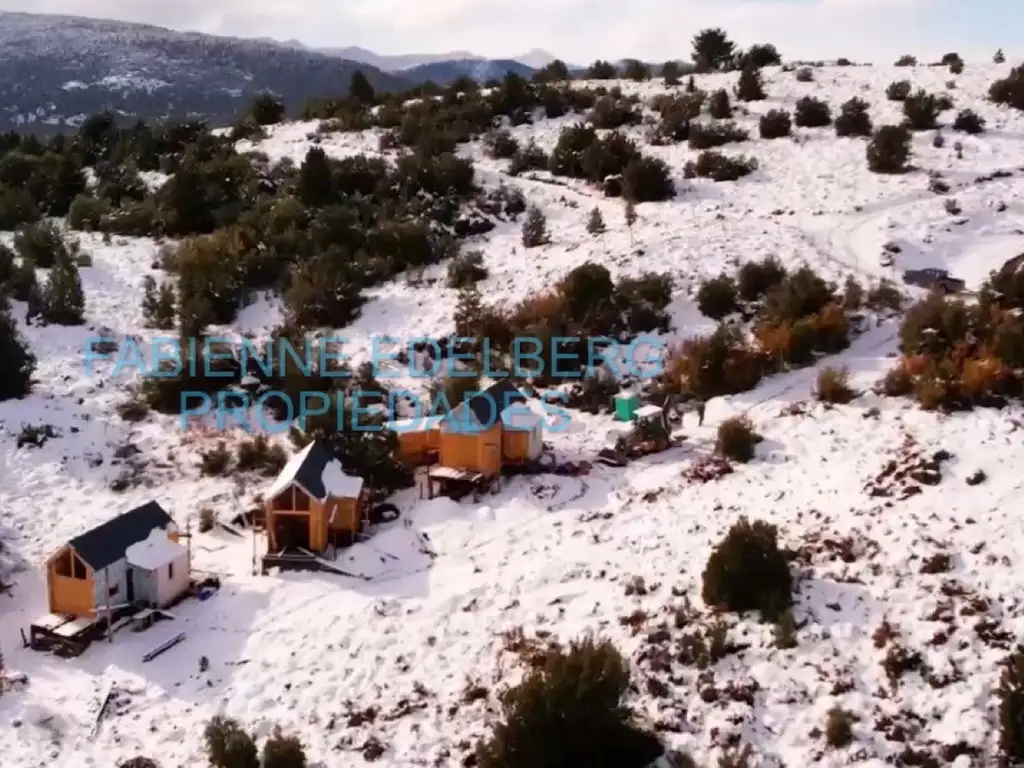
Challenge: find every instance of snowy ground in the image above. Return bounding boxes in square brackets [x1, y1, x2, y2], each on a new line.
[2, 60, 1024, 767]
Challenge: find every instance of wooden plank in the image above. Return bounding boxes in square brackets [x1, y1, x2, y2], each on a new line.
[142, 632, 186, 662]
[52, 617, 97, 638]
[91, 680, 116, 738]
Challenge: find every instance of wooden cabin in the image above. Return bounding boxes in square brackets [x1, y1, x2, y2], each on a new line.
[264, 440, 367, 555]
[45, 501, 188, 619]
[501, 406, 545, 463]
[437, 381, 544, 476]
[387, 415, 443, 465]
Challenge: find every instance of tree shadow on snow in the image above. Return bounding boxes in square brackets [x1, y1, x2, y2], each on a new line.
[70, 583, 272, 705]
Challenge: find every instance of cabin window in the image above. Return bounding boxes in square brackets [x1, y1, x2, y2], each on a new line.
[271, 485, 311, 511]
[108, 583, 119, 597]
[54, 549, 88, 580]
[168, 562, 174, 580]
[54, 549, 73, 577]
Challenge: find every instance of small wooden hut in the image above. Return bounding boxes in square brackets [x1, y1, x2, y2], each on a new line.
[386, 415, 443, 465]
[428, 381, 546, 498]
[263, 440, 367, 555]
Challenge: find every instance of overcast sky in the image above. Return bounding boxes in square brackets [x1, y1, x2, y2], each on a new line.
[0, 0, 1018, 63]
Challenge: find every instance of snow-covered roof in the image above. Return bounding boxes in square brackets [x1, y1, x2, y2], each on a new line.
[67, 501, 175, 570]
[265, 440, 317, 500]
[266, 440, 364, 501]
[125, 528, 186, 571]
[502, 406, 544, 430]
[634, 404, 663, 419]
[321, 458, 364, 499]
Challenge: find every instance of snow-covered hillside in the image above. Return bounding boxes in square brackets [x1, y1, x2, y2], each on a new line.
[0, 11, 408, 132]
[3, 60, 1024, 768]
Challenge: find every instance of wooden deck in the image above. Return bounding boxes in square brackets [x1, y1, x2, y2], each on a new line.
[426, 466, 497, 501]
[26, 613, 103, 657]
[26, 603, 176, 657]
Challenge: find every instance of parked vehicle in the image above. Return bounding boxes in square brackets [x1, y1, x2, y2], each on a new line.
[902, 268, 966, 294]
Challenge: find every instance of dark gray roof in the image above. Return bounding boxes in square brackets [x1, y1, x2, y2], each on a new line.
[69, 501, 174, 571]
[446, 379, 526, 429]
[272, 439, 337, 500]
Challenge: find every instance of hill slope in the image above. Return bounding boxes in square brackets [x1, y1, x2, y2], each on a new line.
[0, 11, 409, 132]
[2, 60, 1024, 767]
[399, 57, 537, 85]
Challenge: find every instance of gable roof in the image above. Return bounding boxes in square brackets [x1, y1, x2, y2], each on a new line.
[68, 501, 175, 571]
[445, 379, 527, 430]
[266, 439, 364, 502]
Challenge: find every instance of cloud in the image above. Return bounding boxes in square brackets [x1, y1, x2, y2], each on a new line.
[0, 0, 964, 63]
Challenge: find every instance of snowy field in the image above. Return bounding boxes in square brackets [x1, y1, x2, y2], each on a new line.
[2, 60, 1024, 767]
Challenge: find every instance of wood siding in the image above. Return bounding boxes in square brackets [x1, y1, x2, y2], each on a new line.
[502, 430, 529, 462]
[326, 496, 360, 533]
[265, 483, 363, 554]
[394, 429, 440, 465]
[439, 423, 503, 475]
[47, 546, 96, 617]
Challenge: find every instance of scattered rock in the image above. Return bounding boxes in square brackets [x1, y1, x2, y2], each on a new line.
[865, 434, 950, 499]
[683, 455, 734, 483]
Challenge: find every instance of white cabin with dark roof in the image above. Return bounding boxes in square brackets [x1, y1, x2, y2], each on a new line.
[45, 501, 188, 618]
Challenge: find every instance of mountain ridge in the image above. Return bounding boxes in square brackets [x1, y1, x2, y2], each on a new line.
[0, 11, 411, 133]
[0, 11, 563, 132]
[302, 44, 558, 72]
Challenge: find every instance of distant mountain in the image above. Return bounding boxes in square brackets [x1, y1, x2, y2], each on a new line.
[513, 48, 558, 69]
[304, 44, 558, 73]
[317, 46, 484, 72]
[399, 58, 537, 86]
[0, 12, 410, 133]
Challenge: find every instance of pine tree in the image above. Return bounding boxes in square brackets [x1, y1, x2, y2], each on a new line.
[454, 285, 485, 338]
[298, 147, 334, 208]
[0, 297, 36, 401]
[660, 61, 681, 86]
[692, 28, 737, 72]
[14, 220, 72, 269]
[585, 207, 606, 236]
[736, 66, 767, 101]
[46, 153, 87, 217]
[284, 249, 362, 328]
[0, 242, 13, 286]
[624, 200, 637, 245]
[141, 275, 176, 329]
[521, 205, 550, 248]
[995, 48, 1006, 64]
[160, 161, 214, 235]
[709, 89, 732, 119]
[41, 252, 85, 325]
[349, 71, 376, 105]
[262, 727, 308, 768]
[249, 93, 285, 125]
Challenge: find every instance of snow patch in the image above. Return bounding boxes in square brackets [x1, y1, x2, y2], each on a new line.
[321, 458, 363, 499]
[124, 527, 186, 571]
